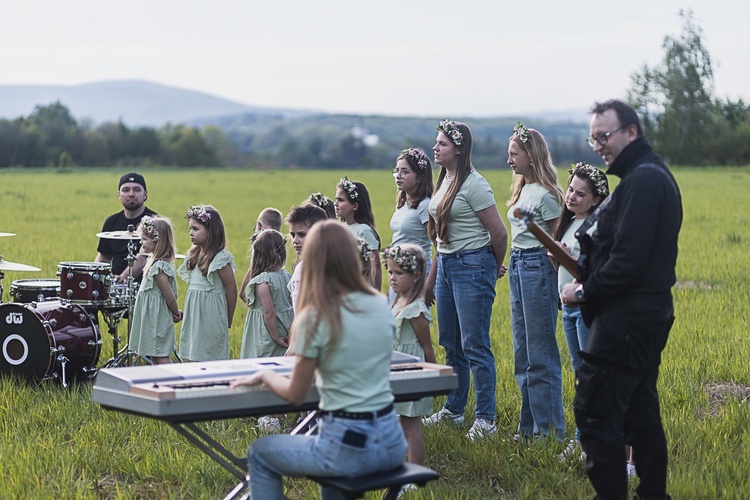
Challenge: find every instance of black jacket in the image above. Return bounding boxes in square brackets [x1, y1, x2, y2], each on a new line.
[582, 138, 682, 314]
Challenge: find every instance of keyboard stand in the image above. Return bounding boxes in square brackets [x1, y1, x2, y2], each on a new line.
[169, 422, 249, 500]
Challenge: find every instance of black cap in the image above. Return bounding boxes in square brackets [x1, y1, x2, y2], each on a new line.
[119, 172, 147, 190]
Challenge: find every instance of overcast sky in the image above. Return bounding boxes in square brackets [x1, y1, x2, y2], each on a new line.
[1, 1, 747, 118]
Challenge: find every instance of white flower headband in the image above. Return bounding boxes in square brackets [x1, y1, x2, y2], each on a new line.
[140, 216, 160, 241]
[357, 238, 372, 262]
[186, 205, 211, 223]
[339, 177, 359, 201]
[513, 121, 530, 143]
[401, 147, 429, 170]
[310, 192, 331, 207]
[381, 245, 419, 274]
[437, 119, 463, 146]
[570, 162, 609, 197]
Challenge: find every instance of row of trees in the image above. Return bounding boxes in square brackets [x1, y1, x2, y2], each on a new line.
[628, 10, 750, 165]
[2, 12, 746, 168]
[0, 102, 222, 168]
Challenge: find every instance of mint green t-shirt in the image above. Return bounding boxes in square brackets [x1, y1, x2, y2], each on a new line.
[293, 291, 395, 412]
[428, 170, 497, 254]
[507, 183, 562, 250]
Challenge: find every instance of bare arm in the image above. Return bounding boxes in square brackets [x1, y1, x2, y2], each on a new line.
[230, 355, 316, 406]
[476, 204, 508, 279]
[154, 270, 182, 322]
[117, 251, 148, 284]
[218, 265, 238, 328]
[239, 266, 253, 303]
[95, 252, 112, 264]
[423, 226, 437, 307]
[409, 313, 436, 364]
[371, 250, 382, 291]
[257, 282, 288, 347]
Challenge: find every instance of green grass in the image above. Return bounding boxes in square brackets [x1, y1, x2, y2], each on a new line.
[1, 166, 749, 499]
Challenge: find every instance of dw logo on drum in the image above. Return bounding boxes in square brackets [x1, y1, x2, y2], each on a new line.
[5, 312, 23, 325]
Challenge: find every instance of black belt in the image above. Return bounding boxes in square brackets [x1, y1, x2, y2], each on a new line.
[319, 403, 394, 420]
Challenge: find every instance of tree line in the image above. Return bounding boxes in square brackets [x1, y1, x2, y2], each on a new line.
[2, 12, 746, 169]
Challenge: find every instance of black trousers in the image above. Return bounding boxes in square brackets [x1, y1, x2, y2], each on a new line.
[574, 310, 673, 499]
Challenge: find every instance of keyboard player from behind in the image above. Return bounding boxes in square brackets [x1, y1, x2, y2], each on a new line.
[230, 221, 407, 499]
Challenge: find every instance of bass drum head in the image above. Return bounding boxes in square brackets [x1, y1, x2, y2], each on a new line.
[0, 301, 100, 382]
[0, 303, 54, 379]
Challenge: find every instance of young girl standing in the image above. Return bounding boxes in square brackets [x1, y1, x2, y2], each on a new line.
[506, 122, 565, 440]
[240, 229, 293, 359]
[553, 163, 609, 455]
[178, 205, 237, 362]
[389, 147, 434, 303]
[383, 244, 436, 465]
[334, 177, 382, 290]
[129, 216, 182, 365]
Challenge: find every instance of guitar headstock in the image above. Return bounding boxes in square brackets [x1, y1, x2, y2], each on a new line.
[513, 206, 535, 227]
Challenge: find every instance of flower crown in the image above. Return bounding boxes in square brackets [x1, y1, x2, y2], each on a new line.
[381, 246, 419, 274]
[310, 192, 330, 208]
[185, 205, 211, 223]
[513, 121, 530, 143]
[570, 162, 609, 197]
[140, 216, 160, 242]
[401, 147, 429, 170]
[436, 119, 463, 146]
[339, 177, 359, 201]
[356, 238, 372, 263]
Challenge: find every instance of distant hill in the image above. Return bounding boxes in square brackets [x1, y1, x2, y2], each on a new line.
[0, 80, 312, 127]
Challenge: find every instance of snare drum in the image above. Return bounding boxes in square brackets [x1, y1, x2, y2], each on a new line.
[0, 300, 101, 383]
[57, 262, 112, 305]
[10, 279, 60, 303]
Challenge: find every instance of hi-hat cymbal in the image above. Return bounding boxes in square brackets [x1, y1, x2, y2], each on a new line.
[0, 259, 41, 272]
[0, 232, 15, 237]
[96, 230, 142, 240]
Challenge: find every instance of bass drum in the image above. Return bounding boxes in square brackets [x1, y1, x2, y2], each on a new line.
[0, 300, 101, 384]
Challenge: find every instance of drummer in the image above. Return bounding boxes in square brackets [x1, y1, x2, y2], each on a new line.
[95, 172, 157, 284]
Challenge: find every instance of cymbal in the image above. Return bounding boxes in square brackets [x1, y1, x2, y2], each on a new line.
[96, 230, 141, 240]
[0, 232, 15, 237]
[0, 259, 41, 272]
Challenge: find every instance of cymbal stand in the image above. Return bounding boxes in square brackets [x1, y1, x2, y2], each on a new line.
[0, 270, 5, 303]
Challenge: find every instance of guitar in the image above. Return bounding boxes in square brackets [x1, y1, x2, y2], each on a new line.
[513, 207, 579, 281]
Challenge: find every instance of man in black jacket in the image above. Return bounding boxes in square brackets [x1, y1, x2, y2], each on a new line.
[561, 99, 681, 499]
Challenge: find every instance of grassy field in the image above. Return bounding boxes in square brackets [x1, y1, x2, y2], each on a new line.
[0, 166, 749, 499]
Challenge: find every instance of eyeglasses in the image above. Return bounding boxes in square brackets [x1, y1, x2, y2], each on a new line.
[392, 169, 411, 179]
[586, 126, 626, 148]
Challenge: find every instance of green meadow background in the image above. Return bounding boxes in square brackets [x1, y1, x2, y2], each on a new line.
[0, 167, 749, 499]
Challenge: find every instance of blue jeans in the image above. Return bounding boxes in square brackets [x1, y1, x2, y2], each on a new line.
[562, 304, 590, 441]
[248, 410, 407, 500]
[562, 304, 590, 372]
[434, 246, 497, 421]
[508, 247, 564, 439]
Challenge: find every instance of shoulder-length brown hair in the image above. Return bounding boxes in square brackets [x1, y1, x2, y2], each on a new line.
[250, 229, 287, 279]
[184, 204, 227, 276]
[395, 149, 434, 210]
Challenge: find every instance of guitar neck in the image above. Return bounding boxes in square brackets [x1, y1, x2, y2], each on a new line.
[524, 219, 580, 281]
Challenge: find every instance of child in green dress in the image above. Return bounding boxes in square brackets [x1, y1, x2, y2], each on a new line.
[383, 243, 436, 464]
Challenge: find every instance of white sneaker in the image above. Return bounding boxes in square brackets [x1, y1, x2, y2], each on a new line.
[396, 483, 417, 498]
[257, 416, 281, 433]
[558, 440, 580, 461]
[422, 407, 464, 425]
[466, 418, 497, 441]
[627, 463, 637, 477]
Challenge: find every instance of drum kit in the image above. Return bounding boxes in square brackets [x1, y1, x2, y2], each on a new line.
[0, 228, 159, 387]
